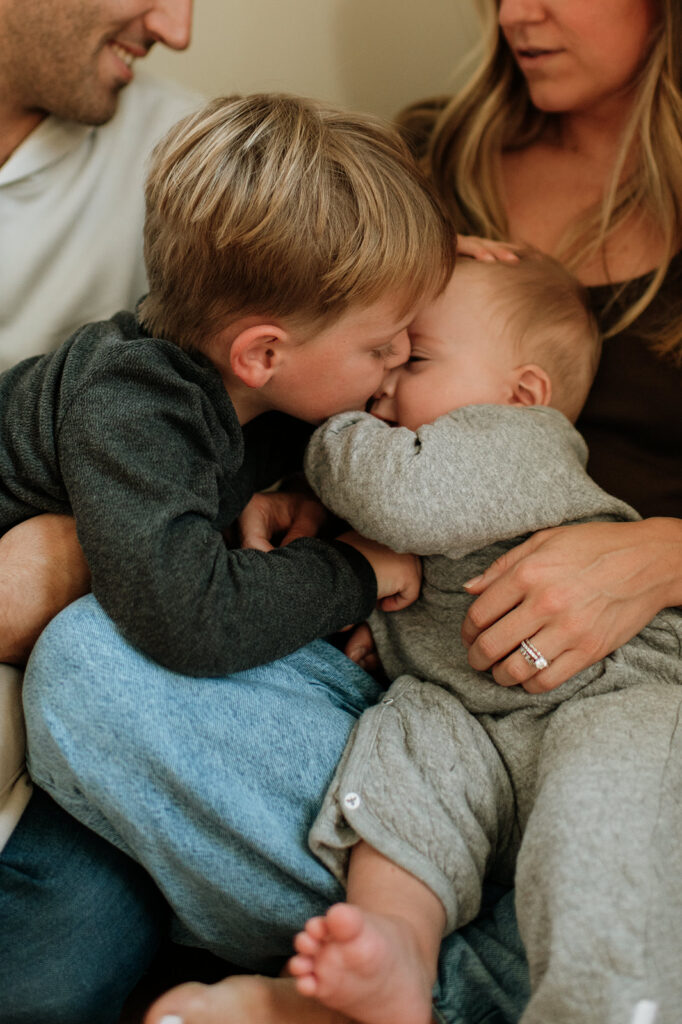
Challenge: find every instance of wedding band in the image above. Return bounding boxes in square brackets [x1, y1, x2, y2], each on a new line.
[519, 639, 549, 671]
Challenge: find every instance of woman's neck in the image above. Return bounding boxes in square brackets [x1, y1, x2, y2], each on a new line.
[549, 98, 636, 179]
[501, 112, 666, 286]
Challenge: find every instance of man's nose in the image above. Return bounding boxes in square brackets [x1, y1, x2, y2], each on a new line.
[144, 0, 193, 51]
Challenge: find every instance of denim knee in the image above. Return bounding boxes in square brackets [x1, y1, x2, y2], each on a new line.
[0, 787, 168, 1024]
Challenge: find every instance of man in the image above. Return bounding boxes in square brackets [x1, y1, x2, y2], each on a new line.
[0, 3, 200, 1021]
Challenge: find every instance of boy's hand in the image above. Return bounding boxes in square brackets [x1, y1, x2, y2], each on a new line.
[0, 514, 91, 665]
[238, 491, 328, 552]
[337, 531, 422, 611]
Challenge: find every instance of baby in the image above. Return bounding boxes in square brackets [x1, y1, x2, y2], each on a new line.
[291, 254, 682, 1024]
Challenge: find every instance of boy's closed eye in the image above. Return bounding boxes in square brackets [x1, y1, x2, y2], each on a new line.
[372, 342, 396, 360]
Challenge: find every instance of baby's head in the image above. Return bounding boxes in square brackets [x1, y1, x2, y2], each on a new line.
[371, 251, 601, 430]
[138, 93, 455, 353]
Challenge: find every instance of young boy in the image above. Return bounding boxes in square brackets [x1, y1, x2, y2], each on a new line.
[0, 93, 455, 677]
[290, 254, 682, 1024]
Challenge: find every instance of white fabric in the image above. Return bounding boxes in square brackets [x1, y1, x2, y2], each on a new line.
[0, 72, 201, 850]
[0, 664, 31, 850]
[0, 72, 201, 369]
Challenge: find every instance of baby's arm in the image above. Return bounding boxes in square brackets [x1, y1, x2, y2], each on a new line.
[305, 406, 606, 558]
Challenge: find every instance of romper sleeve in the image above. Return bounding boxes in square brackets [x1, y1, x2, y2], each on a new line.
[304, 406, 637, 558]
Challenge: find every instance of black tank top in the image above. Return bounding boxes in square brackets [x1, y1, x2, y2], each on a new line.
[577, 256, 682, 519]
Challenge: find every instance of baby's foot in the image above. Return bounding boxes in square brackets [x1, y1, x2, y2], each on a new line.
[144, 974, 350, 1024]
[287, 902, 434, 1024]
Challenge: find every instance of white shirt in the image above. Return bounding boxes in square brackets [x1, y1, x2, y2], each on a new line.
[0, 72, 201, 370]
[0, 72, 201, 847]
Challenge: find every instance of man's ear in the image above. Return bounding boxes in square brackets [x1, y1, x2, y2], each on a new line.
[229, 324, 289, 389]
[510, 364, 552, 408]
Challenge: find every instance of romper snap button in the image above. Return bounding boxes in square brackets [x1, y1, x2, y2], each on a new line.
[343, 792, 361, 810]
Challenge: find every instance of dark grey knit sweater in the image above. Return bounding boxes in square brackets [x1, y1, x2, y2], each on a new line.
[0, 311, 375, 675]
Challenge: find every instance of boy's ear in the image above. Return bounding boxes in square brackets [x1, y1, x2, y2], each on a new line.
[229, 324, 289, 389]
[510, 364, 552, 408]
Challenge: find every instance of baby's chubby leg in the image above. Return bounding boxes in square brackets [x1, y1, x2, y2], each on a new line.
[288, 842, 445, 1024]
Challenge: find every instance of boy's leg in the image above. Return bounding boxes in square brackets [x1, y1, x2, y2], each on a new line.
[23, 595, 530, 1022]
[516, 684, 682, 1024]
[23, 594, 384, 969]
[288, 841, 446, 1024]
[0, 785, 168, 1024]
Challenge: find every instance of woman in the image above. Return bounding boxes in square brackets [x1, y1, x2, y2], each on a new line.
[22, 2, 682, 1023]
[403, 0, 682, 698]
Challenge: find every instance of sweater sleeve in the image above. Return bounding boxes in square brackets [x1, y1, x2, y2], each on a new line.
[304, 406, 638, 558]
[57, 350, 376, 677]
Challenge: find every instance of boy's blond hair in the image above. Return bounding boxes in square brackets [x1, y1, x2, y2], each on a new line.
[459, 252, 601, 422]
[139, 94, 456, 350]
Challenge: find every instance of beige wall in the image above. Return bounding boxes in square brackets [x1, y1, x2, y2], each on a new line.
[146, 0, 481, 118]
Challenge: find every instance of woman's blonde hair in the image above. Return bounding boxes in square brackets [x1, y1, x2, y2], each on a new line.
[398, 0, 682, 361]
[139, 94, 456, 350]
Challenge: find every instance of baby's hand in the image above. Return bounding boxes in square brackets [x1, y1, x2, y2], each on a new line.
[337, 531, 422, 611]
[457, 235, 521, 263]
[344, 622, 380, 673]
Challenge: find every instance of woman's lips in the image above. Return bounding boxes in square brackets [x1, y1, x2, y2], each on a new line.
[514, 46, 564, 66]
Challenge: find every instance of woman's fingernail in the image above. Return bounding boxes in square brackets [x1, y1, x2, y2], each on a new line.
[463, 575, 483, 589]
[160, 1016, 185, 1024]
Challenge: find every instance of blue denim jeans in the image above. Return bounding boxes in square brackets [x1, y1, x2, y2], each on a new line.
[23, 595, 529, 1022]
[0, 784, 167, 1024]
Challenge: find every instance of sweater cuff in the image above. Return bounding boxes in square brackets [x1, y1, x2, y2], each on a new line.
[329, 539, 377, 619]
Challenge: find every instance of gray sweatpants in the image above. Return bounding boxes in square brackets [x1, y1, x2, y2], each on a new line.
[311, 675, 682, 1024]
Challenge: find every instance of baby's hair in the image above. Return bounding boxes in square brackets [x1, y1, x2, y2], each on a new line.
[457, 252, 601, 421]
[139, 93, 456, 350]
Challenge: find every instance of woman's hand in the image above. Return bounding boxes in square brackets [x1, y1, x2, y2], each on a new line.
[456, 234, 521, 263]
[337, 531, 422, 612]
[461, 518, 682, 694]
[238, 490, 328, 552]
[0, 514, 91, 665]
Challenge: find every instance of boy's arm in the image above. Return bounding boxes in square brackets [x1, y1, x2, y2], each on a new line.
[304, 406, 636, 557]
[56, 354, 380, 678]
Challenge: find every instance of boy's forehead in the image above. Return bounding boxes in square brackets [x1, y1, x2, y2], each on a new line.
[338, 293, 415, 333]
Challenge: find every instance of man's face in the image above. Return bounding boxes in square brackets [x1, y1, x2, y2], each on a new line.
[0, 0, 192, 126]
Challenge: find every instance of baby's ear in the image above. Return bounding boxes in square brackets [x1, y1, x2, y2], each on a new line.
[229, 324, 289, 389]
[510, 364, 552, 408]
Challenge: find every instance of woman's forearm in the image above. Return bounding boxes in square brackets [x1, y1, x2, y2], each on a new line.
[640, 516, 682, 609]
[461, 516, 682, 693]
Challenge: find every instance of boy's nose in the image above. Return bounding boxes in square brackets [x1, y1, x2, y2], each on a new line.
[144, 0, 193, 50]
[374, 364, 400, 400]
